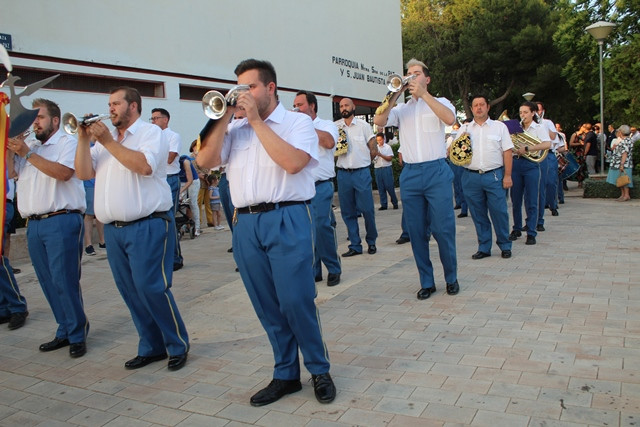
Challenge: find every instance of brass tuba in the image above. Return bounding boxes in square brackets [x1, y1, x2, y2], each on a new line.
[498, 110, 548, 163]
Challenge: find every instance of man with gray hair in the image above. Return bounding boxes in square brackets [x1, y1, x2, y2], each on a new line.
[374, 58, 459, 300]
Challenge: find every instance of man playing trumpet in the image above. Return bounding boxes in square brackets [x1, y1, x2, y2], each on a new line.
[374, 58, 459, 300]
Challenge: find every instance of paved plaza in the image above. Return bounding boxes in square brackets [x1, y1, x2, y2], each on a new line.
[1, 183, 638, 426]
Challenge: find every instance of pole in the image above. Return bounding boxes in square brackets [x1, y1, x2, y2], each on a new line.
[598, 40, 605, 175]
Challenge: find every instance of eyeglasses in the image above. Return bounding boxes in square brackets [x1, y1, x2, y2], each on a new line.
[149, 116, 167, 122]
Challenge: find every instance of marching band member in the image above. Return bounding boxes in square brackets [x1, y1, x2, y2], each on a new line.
[536, 102, 563, 218]
[509, 101, 551, 245]
[335, 98, 378, 257]
[374, 58, 459, 300]
[459, 95, 514, 259]
[75, 87, 190, 371]
[293, 90, 342, 287]
[196, 59, 335, 406]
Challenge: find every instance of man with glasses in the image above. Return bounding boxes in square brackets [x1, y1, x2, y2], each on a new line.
[151, 108, 185, 270]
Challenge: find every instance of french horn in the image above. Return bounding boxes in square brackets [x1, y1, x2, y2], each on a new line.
[498, 110, 548, 163]
[449, 133, 472, 166]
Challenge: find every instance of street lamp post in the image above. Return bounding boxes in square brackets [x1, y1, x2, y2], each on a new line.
[586, 20, 616, 176]
[522, 92, 535, 102]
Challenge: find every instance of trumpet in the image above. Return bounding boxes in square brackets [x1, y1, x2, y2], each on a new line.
[386, 73, 416, 93]
[202, 85, 250, 120]
[62, 113, 113, 135]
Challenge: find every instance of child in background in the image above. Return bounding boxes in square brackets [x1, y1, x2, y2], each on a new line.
[208, 175, 224, 230]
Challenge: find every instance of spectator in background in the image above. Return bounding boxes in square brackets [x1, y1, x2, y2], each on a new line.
[373, 133, 399, 211]
[83, 174, 105, 256]
[208, 174, 224, 230]
[606, 125, 634, 202]
[584, 123, 598, 175]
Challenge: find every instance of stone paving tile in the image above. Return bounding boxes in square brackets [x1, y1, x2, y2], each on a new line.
[2, 192, 639, 426]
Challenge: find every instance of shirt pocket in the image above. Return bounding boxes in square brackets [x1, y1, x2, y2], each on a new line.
[487, 134, 501, 148]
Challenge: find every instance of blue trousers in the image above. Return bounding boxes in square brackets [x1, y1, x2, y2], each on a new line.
[0, 202, 27, 317]
[448, 161, 468, 214]
[400, 159, 457, 289]
[167, 174, 183, 265]
[27, 212, 88, 343]
[311, 181, 341, 278]
[544, 154, 559, 211]
[104, 217, 189, 357]
[461, 167, 511, 253]
[233, 203, 330, 379]
[511, 157, 541, 237]
[337, 167, 377, 252]
[219, 173, 234, 232]
[374, 166, 398, 208]
[537, 156, 550, 226]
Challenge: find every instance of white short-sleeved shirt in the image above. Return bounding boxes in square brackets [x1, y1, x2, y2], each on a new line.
[460, 119, 513, 171]
[164, 127, 182, 175]
[540, 118, 562, 152]
[373, 143, 394, 168]
[221, 103, 319, 208]
[386, 96, 456, 163]
[91, 118, 173, 223]
[15, 129, 86, 216]
[334, 117, 374, 169]
[312, 116, 338, 181]
[523, 121, 551, 145]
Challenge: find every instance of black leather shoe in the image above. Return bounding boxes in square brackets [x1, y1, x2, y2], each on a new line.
[12, 268, 21, 274]
[471, 251, 490, 260]
[327, 273, 341, 287]
[396, 236, 410, 244]
[454, 205, 461, 210]
[227, 247, 233, 253]
[536, 224, 545, 232]
[457, 213, 468, 218]
[393, 205, 398, 210]
[0, 315, 10, 324]
[508, 230, 521, 241]
[250, 379, 302, 407]
[501, 250, 512, 259]
[39, 337, 70, 352]
[312, 373, 336, 404]
[368, 245, 377, 254]
[525, 236, 536, 245]
[551, 209, 559, 216]
[315, 275, 323, 283]
[168, 353, 188, 371]
[124, 353, 168, 369]
[8, 311, 28, 330]
[417, 287, 436, 300]
[342, 249, 362, 257]
[378, 206, 387, 211]
[446, 280, 460, 295]
[69, 342, 87, 358]
[173, 263, 183, 271]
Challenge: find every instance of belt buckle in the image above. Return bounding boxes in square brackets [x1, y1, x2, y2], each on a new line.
[114, 221, 125, 228]
[248, 204, 259, 214]
[478, 169, 486, 174]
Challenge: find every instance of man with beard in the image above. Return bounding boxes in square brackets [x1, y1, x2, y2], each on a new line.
[373, 58, 459, 300]
[293, 90, 341, 287]
[7, 98, 88, 357]
[335, 98, 378, 257]
[74, 87, 190, 371]
[197, 59, 335, 406]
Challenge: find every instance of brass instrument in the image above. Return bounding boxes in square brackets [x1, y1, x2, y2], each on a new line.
[498, 110, 548, 163]
[202, 85, 250, 120]
[62, 113, 113, 135]
[449, 133, 472, 166]
[375, 74, 417, 116]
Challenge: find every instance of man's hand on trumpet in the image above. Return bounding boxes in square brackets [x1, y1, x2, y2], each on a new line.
[7, 132, 30, 157]
[234, 90, 259, 124]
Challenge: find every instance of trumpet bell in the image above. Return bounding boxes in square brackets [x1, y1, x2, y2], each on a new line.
[62, 113, 112, 135]
[386, 74, 416, 93]
[202, 85, 250, 120]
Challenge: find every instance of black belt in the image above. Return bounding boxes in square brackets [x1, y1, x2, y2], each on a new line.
[467, 167, 500, 174]
[337, 166, 368, 172]
[6, 199, 12, 204]
[28, 209, 82, 221]
[236, 200, 310, 215]
[110, 211, 171, 228]
[167, 172, 180, 177]
[315, 179, 331, 186]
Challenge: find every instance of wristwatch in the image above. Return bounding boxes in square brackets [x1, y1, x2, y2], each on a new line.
[25, 150, 34, 160]
[524, 146, 529, 152]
